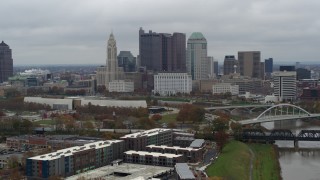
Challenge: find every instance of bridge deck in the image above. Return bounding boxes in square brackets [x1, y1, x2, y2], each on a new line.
[239, 114, 320, 125]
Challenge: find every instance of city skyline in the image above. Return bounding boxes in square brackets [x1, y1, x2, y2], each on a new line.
[1, 0, 320, 65]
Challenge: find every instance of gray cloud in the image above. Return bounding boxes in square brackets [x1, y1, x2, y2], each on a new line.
[1, 0, 320, 65]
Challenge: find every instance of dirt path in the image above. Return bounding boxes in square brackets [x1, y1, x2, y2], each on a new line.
[248, 147, 255, 180]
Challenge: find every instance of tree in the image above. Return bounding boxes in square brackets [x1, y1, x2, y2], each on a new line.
[214, 131, 229, 151]
[177, 104, 205, 123]
[151, 114, 162, 121]
[83, 121, 94, 130]
[138, 117, 156, 129]
[230, 122, 243, 140]
[7, 155, 19, 169]
[212, 117, 229, 132]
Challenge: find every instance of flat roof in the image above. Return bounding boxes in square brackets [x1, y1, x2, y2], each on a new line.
[146, 145, 198, 151]
[124, 150, 182, 158]
[189, 139, 205, 148]
[121, 128, 172, 139]
[66, 163, 173, 180]
[175, 163, 195, 179]
[29, 140, 123, 161]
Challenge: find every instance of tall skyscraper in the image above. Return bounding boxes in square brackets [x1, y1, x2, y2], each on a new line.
[139, 28, 186, 72]
[223, 55, 238, 75]
[117, 51, 136, 72]
[186, 32, 208, 80]
[106, 33, 118, 82]
[96, 33, 123, 88]
[238, 51, 261, 78]
[207, 56, 215, 78]
[214, 61, 219, 77]
[272, 71, 296, 102]
[0, 41, 13, 83]
[264, 58, 273, 73]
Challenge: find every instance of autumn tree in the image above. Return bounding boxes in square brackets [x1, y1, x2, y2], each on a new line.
[176, 104, 205, 123]
[151, 114, 162, 121]
[212, 115, 230, 151]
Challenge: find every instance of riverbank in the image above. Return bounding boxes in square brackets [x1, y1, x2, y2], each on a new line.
[206, 141, 281, 180]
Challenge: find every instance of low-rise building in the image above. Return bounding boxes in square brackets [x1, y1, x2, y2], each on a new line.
[153, 73, 192, 96]
[120, 128, 173, 151]
[212, 83, 239, 95]
[123, 150, 184, 167]
[146, 144, 204, 163]
[175, 163, 196, 180]
[108, 80, 134, 92]
[26, 140, 124, 179]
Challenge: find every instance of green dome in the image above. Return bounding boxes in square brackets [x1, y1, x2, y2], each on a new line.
[189, 32, 206, 40]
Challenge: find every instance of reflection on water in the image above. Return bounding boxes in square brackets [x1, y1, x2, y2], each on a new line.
[261, 120, 320, 180]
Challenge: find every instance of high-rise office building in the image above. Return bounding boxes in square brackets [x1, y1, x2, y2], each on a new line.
[223, 55, 238, 75]
[117, 51, 136, 72]
[207, 56, 216, 78]
[96, 33, 123, 88]
[265, 58, 273, 73]
[186, 32, 208, 80]
[272, 71, 297, 102]
[238, 51, 261, 78]
[0, 41, 13, 83]
[139, 28, 186, 72]
[214, 61, 219, 77]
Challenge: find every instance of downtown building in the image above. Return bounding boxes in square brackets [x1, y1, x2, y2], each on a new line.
[153, 73, 192, 96]
[238, 51, 263, 79]
[0, 41, 13, 83]
[186, 32, 209, 80]
[139, 28, 186, 72]
[272, 71, 297, 102]
[223, 55, 238, 75]
[96, 33, 125, 89]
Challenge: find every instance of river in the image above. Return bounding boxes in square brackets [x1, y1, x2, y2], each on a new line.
[262, 120, 320, 180]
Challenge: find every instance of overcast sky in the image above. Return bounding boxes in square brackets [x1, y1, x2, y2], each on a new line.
[1, 0, 320, 65]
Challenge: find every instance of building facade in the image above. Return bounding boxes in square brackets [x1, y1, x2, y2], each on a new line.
[108, 80, 134, 92]
[212, 83, 239, 95]
[96, 33, 123, 89]
[117, 51, 136, 72]
[26, 140, 124, 179]
[223, 55, 238, 75]
[139, 28, 186, 72]
[120, 128, 173, 151]
[272, 71, 297, 102]
[153, 73, 192, 96]
[264, 58, 273, 75]
[0, 41, 13, 83]
[238, 51, 261, 78]
[186, 32, 208, 80]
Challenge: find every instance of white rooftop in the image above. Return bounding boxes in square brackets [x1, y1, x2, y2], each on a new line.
[124, 150, 182, 158]
[29, 140, 123, 161]
[146, 145, 199, 151]
[121, 128, 172, 139]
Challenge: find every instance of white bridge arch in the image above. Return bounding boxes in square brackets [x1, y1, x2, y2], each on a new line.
[239, 104, 320, 125]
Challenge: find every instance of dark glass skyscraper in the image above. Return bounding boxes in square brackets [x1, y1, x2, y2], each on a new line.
[139, 28, 186, 72]
[223, 55, 238, 75]
[264, 58, 273, 73]
[117, 51, 136, 72]
[0, 41, 13, 83]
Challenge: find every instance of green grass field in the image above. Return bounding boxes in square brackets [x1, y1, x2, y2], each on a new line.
[159, 113, 178, 123]
[206, 141, 251, 180]
[206, 141, 281, 180]
[249, 144, 281, 180]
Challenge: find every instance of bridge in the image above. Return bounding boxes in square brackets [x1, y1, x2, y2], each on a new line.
[241, 129, 320, 146]
[205, 104, 272, 112]
[238, 104, 320, 125]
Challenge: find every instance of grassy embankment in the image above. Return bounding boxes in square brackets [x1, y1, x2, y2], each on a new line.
[206, 141, 251, 180]
[206, 141, 281, 180]
[249, 144, 281, 180]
